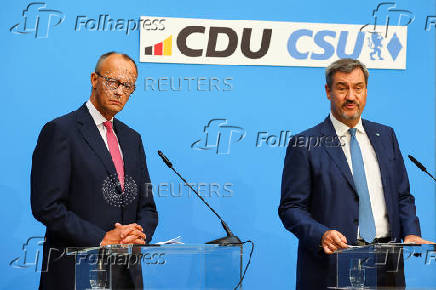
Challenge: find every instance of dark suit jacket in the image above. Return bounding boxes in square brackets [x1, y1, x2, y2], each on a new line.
[31, 104, 158, 290]
[278, 117, 421, 290]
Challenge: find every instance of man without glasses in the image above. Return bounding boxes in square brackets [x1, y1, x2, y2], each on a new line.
[279, 58, 433, 289]
[31, 52, 158, 290]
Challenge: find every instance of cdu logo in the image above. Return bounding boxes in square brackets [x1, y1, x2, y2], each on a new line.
[144, 35, 172, 56]
[10, 2, 65, 39]
[191, 119, 246, 155]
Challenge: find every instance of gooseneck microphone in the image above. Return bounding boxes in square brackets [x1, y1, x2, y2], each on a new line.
[408, 155, 436, 182]
[157, 150, 241, 245]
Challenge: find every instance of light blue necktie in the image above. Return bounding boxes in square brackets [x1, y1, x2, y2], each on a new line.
[349, 128, 376, 242]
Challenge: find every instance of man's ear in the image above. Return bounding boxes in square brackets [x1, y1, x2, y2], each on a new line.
[90, 72, 98, 89]
[325, 84, 332, 100]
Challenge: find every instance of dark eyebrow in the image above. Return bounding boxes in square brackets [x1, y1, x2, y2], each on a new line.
[335, 81, 365, 86]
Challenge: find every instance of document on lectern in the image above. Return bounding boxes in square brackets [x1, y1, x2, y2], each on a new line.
[156, 236, 184, 245]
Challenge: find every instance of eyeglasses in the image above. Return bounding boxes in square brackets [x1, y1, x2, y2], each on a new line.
[95, 72, 136, 94]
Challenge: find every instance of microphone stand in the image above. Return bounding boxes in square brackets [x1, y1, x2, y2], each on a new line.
[158, 150, 241, 245]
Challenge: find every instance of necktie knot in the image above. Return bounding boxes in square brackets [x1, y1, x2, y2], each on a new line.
[103, 121, 113, 130]
[348, 128, 357, 138]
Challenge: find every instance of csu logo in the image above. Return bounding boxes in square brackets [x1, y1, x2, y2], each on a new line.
[191, 119, 246, 155]
[10, 2, 64, 39]
[287, 29, 403, 62]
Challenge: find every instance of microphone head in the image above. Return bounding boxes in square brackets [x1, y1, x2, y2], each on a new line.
[408, 154, 426, 171]
[408, 155, 417, 163]
[157, 150, 173, 168]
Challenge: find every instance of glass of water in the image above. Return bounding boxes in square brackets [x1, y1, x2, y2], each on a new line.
[89, 269, 108, 289]
[349, 258, 365, 288]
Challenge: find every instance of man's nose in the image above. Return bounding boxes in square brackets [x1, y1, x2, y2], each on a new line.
[345, 88, 357, 100]
[113, 85, 124, 98]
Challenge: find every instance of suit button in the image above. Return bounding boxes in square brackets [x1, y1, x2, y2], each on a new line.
[353, 219, 358, 225]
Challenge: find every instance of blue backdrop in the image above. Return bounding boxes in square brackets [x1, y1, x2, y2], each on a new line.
[1, 0, 435, 289]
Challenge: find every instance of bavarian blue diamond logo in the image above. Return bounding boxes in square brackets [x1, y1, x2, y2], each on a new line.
[387, 33, 402, 61]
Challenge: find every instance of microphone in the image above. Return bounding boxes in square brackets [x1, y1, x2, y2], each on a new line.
[408, 155, 436, 182]
[157, 150, 241, 245]
[158, 150, 172, 168]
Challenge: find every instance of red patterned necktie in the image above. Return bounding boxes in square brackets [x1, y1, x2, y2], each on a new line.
[103, 121, 124, 191]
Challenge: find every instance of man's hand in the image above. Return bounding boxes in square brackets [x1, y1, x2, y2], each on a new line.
[404, 235, 435, 244]
[321, 230, 349, 254]
[100, 223, 146, 246]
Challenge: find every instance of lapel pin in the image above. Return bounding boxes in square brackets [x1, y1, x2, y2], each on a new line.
[376, 133, 380, 136]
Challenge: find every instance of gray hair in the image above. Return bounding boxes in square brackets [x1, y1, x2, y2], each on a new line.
[94, 51, 138, 74]
[325, 58, 369, 89]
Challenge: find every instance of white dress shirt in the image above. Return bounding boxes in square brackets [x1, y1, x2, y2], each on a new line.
[330, 112, 389, 238]
[86, 100, 123, 159]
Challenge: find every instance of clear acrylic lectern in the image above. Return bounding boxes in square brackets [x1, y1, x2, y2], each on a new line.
[333, 244, 436, 289]
[67, 244, 243, 289]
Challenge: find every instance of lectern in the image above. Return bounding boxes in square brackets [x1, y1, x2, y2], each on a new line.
[333, 244, 436, 289]
[67, 244, 242, 289]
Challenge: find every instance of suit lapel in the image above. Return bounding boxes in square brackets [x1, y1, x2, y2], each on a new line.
[320, 117, 358, 194]
[362, 120, 393, 211]
[76, 104, 117, 176]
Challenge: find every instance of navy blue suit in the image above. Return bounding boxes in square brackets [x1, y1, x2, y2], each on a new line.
[278, 117, 421, 290]
[31, 104, 158, 290]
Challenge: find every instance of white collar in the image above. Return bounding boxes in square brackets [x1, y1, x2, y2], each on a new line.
[329, 112, 365, 136]
[86, 99, 113, 126]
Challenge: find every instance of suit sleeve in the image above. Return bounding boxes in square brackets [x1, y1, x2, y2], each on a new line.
[31, 121, 106, 246]
[136, 136, 158, 243]
[391, 129, 421, 238]
[279, 137, 329, 254]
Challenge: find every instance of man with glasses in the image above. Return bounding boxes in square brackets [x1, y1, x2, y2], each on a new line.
[31, 52, 158, 290]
